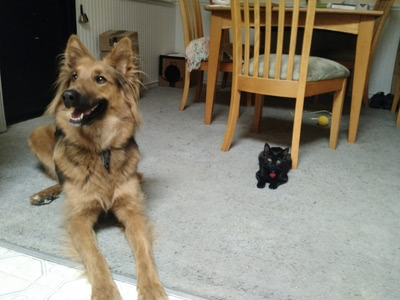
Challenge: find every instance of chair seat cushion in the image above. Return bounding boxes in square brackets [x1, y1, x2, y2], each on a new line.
[185, 37, 233, 72]
[185, 37, 210, 72]
[247, 54, 350, 81]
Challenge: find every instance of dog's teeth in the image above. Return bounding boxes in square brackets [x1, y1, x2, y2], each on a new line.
[71, 113, 84, 121]
[88, 105, 98, 114]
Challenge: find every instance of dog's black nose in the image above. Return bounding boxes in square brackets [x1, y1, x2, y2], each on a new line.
[62, 89, 80, 108]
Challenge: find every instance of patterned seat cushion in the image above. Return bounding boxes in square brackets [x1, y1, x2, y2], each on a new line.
[247, 54, 350, 81]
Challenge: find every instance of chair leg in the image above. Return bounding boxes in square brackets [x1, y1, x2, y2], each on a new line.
[329, 79, 347, 149]
[391, 76, 400, 114]
[194, 71, 204, 103]
[362, 83, 369, 107]
[179, 68, 192, 111]
[253, 94, 264, 133]
[221, 28, 230, 90]
[221, 85, 241, 152]
[362, 67, 371, 107]
[290, 94, 306, 170]
[246, 93, 253, 107]
[397, 109, 400, 126]
[221, 72, 229, 89]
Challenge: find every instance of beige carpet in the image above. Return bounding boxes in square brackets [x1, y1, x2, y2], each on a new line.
[0, 86, 399, 300]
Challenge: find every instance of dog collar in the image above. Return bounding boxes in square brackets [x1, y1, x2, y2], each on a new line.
[101, 149, 111, 172]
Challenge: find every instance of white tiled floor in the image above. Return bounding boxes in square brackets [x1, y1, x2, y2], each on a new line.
[0, 245, 192, 300]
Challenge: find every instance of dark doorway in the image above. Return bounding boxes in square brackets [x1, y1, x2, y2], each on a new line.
[0, 0, 76, 124]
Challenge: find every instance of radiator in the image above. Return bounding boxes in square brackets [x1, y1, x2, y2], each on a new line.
[76, 0, 177, 85]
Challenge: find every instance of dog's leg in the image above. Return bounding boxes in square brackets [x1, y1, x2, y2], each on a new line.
[65, 205, 122, 300]
[30, 184, 62, 205]
[113, 183, 167, 300]
[28, 124, 57, 179]
[29, 125, 62, 205]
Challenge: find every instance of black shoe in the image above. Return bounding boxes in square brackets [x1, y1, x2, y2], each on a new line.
[382, 93, 394, 110]
[369, 92, 385, 109]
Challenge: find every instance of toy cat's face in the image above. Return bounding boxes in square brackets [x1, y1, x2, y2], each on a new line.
[256, 143, 292, 189]
[259, 144, 291, 174]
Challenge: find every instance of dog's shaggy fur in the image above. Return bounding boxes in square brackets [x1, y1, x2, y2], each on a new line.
[28, 35, 167, 300]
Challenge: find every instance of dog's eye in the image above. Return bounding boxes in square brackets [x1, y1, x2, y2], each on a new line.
[95, 76, 107, 84]
[267, 158, 272, 162]
[276, 159, 281, 164]
[72, 73, 78, 81]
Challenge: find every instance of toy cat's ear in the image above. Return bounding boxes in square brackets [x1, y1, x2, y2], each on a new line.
[282, 148, 290, 157]
[264, 143, 271, 153]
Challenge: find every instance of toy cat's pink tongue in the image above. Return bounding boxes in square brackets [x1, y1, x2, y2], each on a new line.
[269, 172, 276, 179]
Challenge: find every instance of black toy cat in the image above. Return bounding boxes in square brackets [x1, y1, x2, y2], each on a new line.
[256, 143, 292, 189]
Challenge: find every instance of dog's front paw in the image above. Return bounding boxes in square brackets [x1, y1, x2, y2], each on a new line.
[30, 184, 62, 205]
[138, 283, 168, 300]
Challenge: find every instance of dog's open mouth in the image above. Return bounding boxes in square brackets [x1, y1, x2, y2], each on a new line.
[69, 100, 108, 126]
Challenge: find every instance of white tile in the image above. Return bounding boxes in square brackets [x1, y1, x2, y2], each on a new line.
[0, 246, 194, 300]
[20, 283, 55, 300]
[2, 255, 43, 282]
[0, 247, 9, 256]
[116, 280, 138, 299]
[35, 261, 83, 289]
[0, 270, 32, 295]
[48, 277, 92, 300]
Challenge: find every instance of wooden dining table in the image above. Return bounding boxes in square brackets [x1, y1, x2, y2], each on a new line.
[203, 5, 383, 144]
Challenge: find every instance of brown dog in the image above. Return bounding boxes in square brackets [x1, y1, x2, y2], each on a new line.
[28, 35, 167, 300]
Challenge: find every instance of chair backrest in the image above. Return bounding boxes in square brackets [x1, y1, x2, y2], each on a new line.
[231, 0, 317, 93]
[179, 0, 204, 48]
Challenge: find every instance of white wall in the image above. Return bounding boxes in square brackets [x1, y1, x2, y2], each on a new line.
[368, 7, 400, 97]
[76, 0, 177, 86]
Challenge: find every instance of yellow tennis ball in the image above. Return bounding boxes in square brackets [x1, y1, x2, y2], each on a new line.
[317, 115, 329, 126]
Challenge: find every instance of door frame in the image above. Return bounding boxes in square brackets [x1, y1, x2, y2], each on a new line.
[0, 72, 6, 133]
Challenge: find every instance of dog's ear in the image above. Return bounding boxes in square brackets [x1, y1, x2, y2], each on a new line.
[104, 38, 142, 129]
[45, 35, 93, 115]
[104, 37, 133, 75]
[65, 35, 93, 68]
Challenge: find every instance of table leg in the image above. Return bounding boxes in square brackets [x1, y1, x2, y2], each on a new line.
[348, 17, 374, 143]
[205, 14, 223, 125]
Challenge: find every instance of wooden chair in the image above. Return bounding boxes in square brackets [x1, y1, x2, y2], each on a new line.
[323, 0, 394, 106]
[221, 0, 350, 169]
[178, 0, 232, 111]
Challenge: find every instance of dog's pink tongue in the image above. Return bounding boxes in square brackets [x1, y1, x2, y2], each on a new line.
[269, 172, 276, 179]
[72, 110, 82, 118]
[72, 109, 91, 118]
[83, 108, 92, 115]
